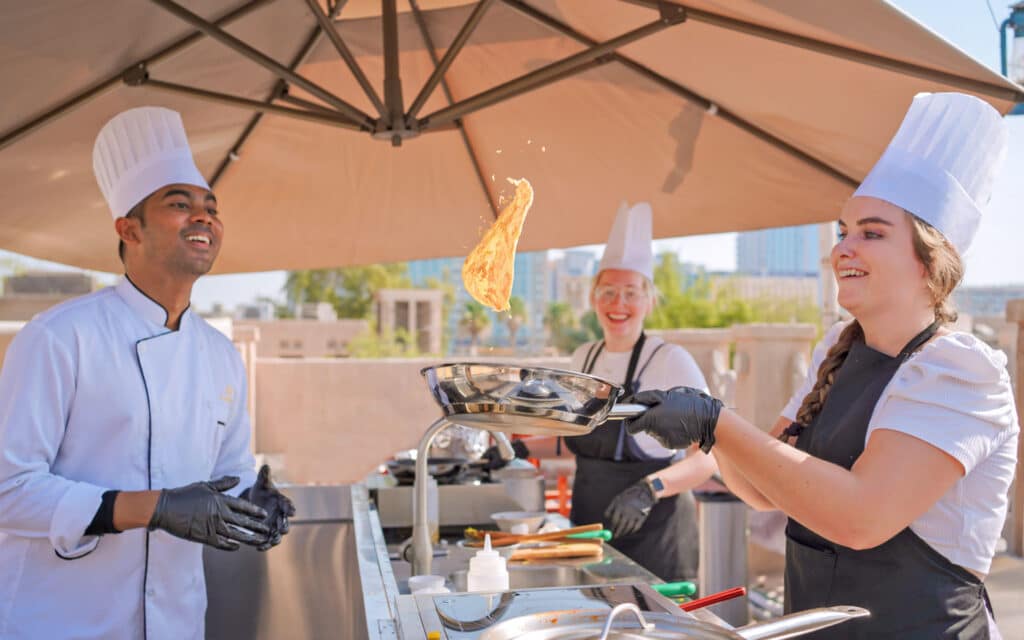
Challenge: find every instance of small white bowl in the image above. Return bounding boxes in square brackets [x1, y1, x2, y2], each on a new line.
[490, 511, 546, 534]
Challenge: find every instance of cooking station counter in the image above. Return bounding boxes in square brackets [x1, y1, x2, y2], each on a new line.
[350, 483, 728, 639]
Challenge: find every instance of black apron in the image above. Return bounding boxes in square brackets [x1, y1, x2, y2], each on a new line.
[784, 322, 992, 639]
[564, 334, 699, 582]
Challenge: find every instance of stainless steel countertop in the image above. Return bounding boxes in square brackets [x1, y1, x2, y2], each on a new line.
[348, 483, 729, 639]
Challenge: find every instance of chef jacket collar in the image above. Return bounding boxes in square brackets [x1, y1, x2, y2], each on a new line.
[115, 275, 193, 330]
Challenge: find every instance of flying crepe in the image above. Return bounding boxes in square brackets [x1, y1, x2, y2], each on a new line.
[461, 178, 534, 312]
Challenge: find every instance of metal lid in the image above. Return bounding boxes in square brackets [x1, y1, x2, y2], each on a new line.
[479, 604, 742, 640]
[478, 604, 871, 640]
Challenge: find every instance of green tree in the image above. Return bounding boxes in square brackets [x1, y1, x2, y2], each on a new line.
[348, 327, 421, 358]
[459, 301, 491, 355]
[646, 255, 821, 330]
[543, 301, 592, 354]
[505, 296, 527, 348]
[283, 263, 411, 319]
[580, 310, 604, 342]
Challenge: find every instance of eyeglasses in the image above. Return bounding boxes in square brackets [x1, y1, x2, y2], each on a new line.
[594, 285, 647, 304]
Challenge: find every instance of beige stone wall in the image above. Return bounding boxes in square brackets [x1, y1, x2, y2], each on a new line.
[0, 295, 74, 321]
[235, 319, 369, 358]
[1006, 300, 1024, 556]
[732, 324, 817, 430]
[0, 330, 18, 369]
[649, 328, 734, 404]
[253, 357, 570, 484]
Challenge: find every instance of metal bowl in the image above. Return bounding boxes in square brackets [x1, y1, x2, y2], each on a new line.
[421, 363, 629, 436]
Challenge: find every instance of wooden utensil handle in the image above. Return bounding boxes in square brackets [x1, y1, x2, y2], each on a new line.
[510, 543, 604, 561]
[467, 522, 603, 544]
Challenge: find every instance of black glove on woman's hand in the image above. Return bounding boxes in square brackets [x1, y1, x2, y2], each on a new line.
[481, 438, 530, 471]
[604, 479, 657, 538]
[148, 476, 269, 551]
[241, 465, 296, 551]
[623, 387, 723, 452]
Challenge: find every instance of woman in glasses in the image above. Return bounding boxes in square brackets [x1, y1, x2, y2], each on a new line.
[625, 93, 1017, 637]
[545, 202, 716, 582]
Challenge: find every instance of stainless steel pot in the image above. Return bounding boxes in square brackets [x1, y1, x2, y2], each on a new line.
[478, 603, 870, 640]
[421, 363, 647, 436]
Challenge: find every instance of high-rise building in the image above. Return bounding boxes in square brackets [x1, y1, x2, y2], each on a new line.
[736, 224, 820, 276]
[551, 250, 598, 318]
[955, 285, 1024, 318]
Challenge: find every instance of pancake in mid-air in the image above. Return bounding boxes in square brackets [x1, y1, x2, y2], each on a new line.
[461, 178, 534, 312]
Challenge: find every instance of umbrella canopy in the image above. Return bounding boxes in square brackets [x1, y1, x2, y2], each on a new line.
[2, 0, 1021, 274]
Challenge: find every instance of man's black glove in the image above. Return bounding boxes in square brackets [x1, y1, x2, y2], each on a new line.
[148, 476, 269, 551]
[624, 387, 723, 452]
[481, 438, 530, 471]
[241, 465, 296, 551]
[604, 479, 657, 538]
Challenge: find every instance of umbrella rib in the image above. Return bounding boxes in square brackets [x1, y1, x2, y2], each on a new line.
[148, 0, 376, 129]
[502, 0, 859, 189]
[210, 6, 347, 187]
[409, 0, 499, 218]
[419, 9, 686, 129]
[277, 93, 344, 117]
[0, 0, 274, 152]
[407, 0, 497, 120]
[136, 77, 366, 131]
[382, 0, 405, 134]
[301, 0, 388, 119]
[623, 0, 1024, 104]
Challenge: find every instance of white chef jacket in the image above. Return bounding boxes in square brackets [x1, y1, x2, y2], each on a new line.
[0, 277, 257, 640]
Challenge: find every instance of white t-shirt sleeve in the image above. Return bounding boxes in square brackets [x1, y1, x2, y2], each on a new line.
[644, 344, 709, 393]
[868, 333, 1018, 474]
[780, 321, 850, 423]
[569, 342, 592, 373]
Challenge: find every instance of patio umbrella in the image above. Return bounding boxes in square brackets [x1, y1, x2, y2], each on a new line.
[2, 0, 1022, 274]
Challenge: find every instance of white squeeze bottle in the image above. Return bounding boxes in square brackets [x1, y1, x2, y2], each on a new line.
[466, 534, 509, 592]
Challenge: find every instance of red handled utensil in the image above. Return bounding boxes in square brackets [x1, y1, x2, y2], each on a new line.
[679, 586, 747, 612]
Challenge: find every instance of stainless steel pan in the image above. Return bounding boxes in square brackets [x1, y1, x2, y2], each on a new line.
[421, 363, 647, 436]
[478, 603, 870, 640]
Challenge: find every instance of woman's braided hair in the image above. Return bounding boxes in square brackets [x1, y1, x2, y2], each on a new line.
[787, 212, 964, 433]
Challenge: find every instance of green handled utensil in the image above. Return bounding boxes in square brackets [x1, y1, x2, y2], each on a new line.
[565, 529, 612, 541]
[652, 581, 697, 597]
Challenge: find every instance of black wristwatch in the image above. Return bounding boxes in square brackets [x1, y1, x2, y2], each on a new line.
[644, 475, 665, 498]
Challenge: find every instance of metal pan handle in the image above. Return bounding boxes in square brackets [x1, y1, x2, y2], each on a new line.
[605, 403, 648, 420]
[736, 606, 870, 640]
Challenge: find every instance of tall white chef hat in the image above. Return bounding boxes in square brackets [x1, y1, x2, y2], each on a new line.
[853, 92, 1008, 255]
[598, 201, 654, 281]
[92, 106, 209, 220]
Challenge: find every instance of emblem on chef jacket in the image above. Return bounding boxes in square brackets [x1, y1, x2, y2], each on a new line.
[221, 385, 235, 404]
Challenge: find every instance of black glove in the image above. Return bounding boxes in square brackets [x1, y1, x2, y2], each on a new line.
[148, 476, 269, 551]
[241, 465, 296, 551]
[481, 438, 530, 471]
[604, 479, 657, 538]
[624, 387, 723, 452]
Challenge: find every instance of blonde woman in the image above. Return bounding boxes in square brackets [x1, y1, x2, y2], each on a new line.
[625, 93, 1018, 637]
[529, 203, 716, 582]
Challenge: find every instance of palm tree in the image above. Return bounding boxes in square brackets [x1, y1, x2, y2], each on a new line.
[505, 296, 527, 349]
[459, 301, 491, 355]
[543, 301, 575, 353]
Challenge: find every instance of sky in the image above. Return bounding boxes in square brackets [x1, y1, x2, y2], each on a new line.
[2, 1, 1021, 312]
